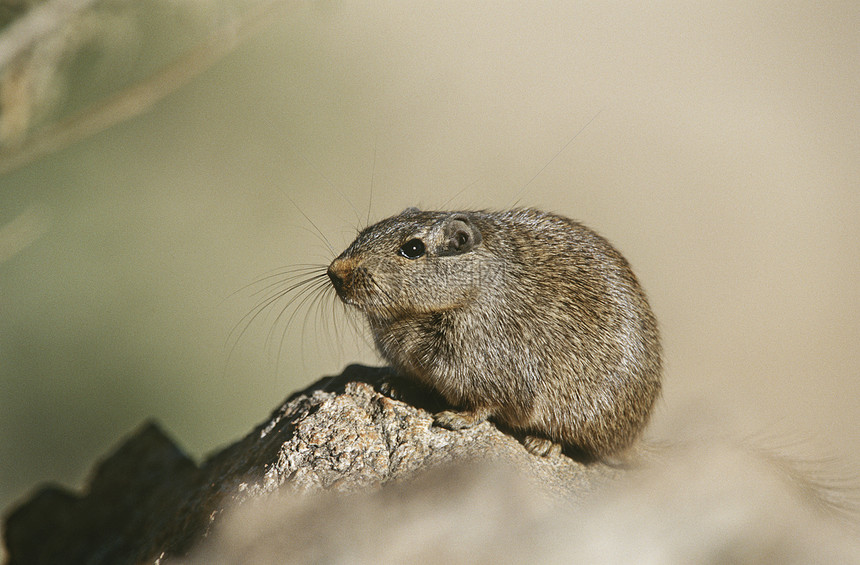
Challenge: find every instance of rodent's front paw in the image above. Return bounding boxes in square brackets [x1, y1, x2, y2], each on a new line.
[434, 409, 488, 430]
[522, 435, 562, 457]
[378, 379, 402, 399]
[378, 376, 424, 402]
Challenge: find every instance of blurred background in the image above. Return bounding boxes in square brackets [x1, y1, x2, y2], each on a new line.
[0, 0, 857, 529]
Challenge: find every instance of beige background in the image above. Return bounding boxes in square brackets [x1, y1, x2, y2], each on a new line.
[1, 1, 858, 517]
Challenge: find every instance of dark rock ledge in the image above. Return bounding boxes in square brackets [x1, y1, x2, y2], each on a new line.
[2, 365, 619, 565]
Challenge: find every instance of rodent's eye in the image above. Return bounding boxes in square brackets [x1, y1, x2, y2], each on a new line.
[399, 238, 426, 259]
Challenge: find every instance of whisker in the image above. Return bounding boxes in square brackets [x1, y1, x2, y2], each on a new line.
[295, 224, 336, 255]
[281, 139, 363, 228]
[367, 137, 378, 227]
[267, 277, 330, 363]
[248, 268, 328, 298]
[325, 289, 347, 359]
[510, 109, 603, 207]
[284, 195, 336, 255]
[296, 281, 337, 368]
[440, 169, 491, 209]
[222, 264, 327, 302]
[225, 270, 327, 353]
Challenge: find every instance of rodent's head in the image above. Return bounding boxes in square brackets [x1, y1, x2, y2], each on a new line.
[328, 209, 499, 318]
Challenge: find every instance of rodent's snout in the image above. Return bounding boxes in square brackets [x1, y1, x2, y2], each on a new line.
[327, 262, 345, 293]
[327, 258, 352, 300]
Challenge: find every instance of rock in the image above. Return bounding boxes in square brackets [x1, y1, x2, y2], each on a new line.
[8, 364, 859, 565]
[3, 424, 202, 565]
[174, 444, 860, 565]
[2, 364, 619, 565]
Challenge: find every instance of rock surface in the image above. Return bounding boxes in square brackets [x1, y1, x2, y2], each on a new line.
[174, 444, 860, 565]
[2, 364, 619, 565]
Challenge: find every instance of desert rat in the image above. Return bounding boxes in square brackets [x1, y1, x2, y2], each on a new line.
[327, 208, 661, 459]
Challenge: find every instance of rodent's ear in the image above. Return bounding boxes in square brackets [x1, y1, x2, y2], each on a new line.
[440, 214, 482, 255]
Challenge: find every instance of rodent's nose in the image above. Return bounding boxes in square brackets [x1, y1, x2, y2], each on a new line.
[327, 259, 350, 296]
[327, 265, 343, 291]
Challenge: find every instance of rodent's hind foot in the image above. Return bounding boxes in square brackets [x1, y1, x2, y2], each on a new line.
[522, 435, 562, 457]
[434, 409, 489, 430]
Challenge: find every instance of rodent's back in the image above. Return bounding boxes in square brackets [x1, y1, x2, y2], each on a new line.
[481, 209, 661, 455]
[328, 208, 661, 458]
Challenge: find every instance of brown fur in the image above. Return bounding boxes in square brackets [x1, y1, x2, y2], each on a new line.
[327, 208, 662, 459]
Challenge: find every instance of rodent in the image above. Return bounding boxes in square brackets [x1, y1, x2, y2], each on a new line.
[326, 207, 662, 460]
